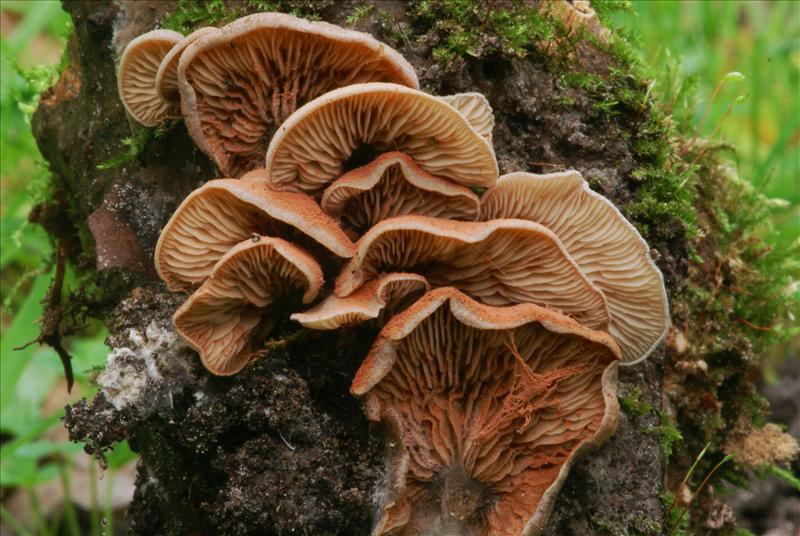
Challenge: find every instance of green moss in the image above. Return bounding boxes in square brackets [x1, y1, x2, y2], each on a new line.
[761, 464, 800, 491]
[410, 0, 562, 62]
[161, 0, 234, 32]
[162, 0, 333, 33]
[648, 412, 683, 462]
[620, 387, 653, 418]
[95, 121, 177, 170]
[661, 491, 691, 536]
[344, 4, 374, 27]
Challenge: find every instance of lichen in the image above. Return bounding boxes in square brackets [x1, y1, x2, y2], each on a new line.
[97, 319, 196, 414]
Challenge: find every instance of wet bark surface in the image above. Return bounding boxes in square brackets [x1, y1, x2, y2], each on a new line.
[46, 1, 678, 534]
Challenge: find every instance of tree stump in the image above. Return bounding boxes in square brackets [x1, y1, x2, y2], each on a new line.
[38, 1, 687, 534]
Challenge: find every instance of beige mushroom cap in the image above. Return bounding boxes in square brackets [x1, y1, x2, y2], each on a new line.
[541, 0, 610, 42]
[480, 170, 669, 364]
[335, 215, 610, 331]
[265, 83, 499, 195]
[351, 287, 620, 535]
[178, 13, 419, 177]
[155, 26, 215, 104]
[174, 236, 323, 376]
[291, 273, 429, 330]
[118, 29, 183, 126]
[155, 171, 354, 292]
[320, 151, 480, 235]
[438, 93, 495, 143]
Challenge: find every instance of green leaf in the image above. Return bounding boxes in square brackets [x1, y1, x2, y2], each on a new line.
[0, 271, 52, 413]
[105, 441, 137, 469]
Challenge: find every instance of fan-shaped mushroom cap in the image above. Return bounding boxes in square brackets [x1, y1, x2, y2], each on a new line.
[118, 29, 183, 126]
[480, 171, 669, 364]
[320, 151, 480, 235]
[155, 170, 354, 292]
[265, 83, 499, 195]
[351, 288, 620, 536]
[155, 26, 215, 104]
[178, 13, 418, 177]
[438, 93, 494, 143]
[336, 216, 609, 331]
[174, 236, 322, 376]
[291, 273, 429, 330]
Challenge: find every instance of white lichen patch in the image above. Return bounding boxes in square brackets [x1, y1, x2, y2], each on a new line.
[98, 319, 195, 414]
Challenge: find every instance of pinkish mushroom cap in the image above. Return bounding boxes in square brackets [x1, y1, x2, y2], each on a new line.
[480, 170, 669, 364]
[155, 170, 354, 292]
[155, 26, 216, 104]
[265, 83, 498, 195]
[320, 151, 480, 236]
[178, 13, 419, 177]
[351, 287, 620, 535]
[335, 215, 610, 331]
[118, 29, 183, 126]
[174, 236, 322, 376]
[291, 273, 429, 330]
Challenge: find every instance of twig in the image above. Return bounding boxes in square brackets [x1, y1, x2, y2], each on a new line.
[13, 245, 75, 390]
[737, 318, 775, 332]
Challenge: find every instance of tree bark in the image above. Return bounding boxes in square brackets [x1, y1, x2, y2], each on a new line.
[43, 1, 680, 534]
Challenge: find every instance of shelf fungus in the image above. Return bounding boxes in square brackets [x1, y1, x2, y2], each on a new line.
[480, 171, 669, 364]
[351, 288, 621, 536]
[320, 152, 481, 237]
[154, 170, 354, 292]
[291, 273, 429, 330]
[177, 12, 418, 177]
[335, 216, 610, 331]
[118, 29, 183, 126]
[173, 236, 322, 375]
[265, 83, 498, 195]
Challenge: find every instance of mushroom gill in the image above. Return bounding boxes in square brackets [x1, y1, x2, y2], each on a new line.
[118, 29, 183, 126]
[335, 215, 610, 331]
[173, 236, 322, 376]
[291, 273, 429, 330]
[480, 171, 669, 364]
[351, 288, 621, 536]
[265, 83, 498, 195]
[178, 12, 418, 177]
[154, 170, 354, 292]
[155, 26, 216, 105]
[438, 93, 495, 143]
[321, 151, 480, 237]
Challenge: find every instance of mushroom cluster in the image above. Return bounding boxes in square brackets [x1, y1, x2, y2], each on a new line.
[121, 12, 668, 536]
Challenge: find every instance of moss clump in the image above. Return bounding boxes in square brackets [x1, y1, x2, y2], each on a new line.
[620, 386, 653, 418]
[161, 0, 334, 33]
[648, 412, 684, 462]
[668, 147, 799, 476]
[410, 0, 557, 61]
